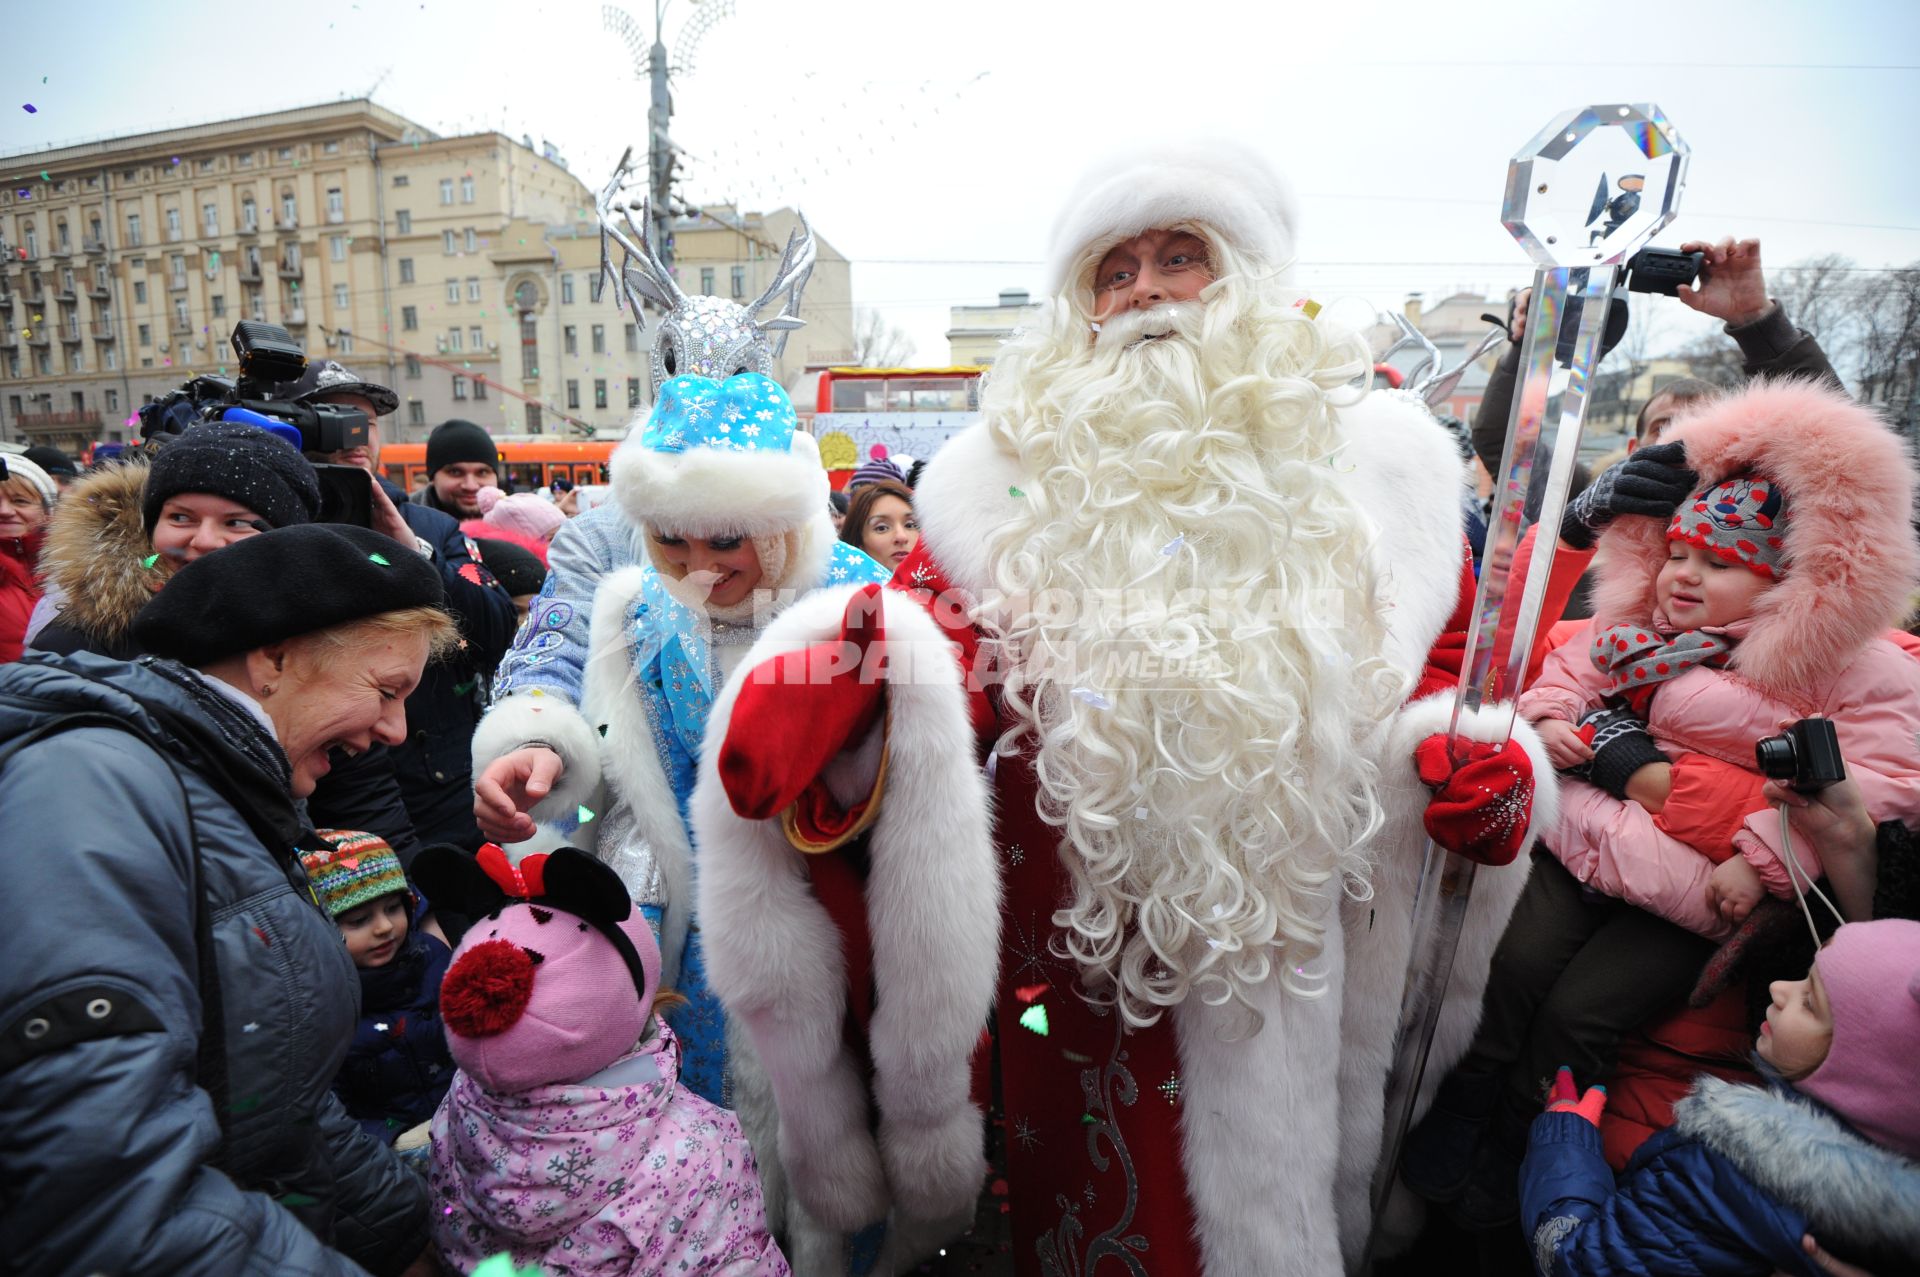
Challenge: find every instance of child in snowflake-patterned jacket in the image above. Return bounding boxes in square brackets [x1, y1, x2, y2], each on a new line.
[1405, 380, 1920, 1229]
[417, 844, 788, 1276]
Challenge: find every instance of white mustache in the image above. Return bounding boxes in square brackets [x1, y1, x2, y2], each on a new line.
[1092, 301, 1204, 351]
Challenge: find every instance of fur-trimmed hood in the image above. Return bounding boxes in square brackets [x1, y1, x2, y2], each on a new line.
[36, 458, 157, 650]
[1589, 380, 1920, 696]
[1674, 1074, 1920, 1265]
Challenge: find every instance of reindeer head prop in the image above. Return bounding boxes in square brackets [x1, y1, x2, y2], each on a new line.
[597, 148, 816, 395]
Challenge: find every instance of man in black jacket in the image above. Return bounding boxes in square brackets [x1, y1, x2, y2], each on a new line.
[281, 361, 518, 856]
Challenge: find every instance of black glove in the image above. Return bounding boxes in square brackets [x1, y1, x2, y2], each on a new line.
[1565, 704, 1668, 798]
[1560, 442, 1697, 550]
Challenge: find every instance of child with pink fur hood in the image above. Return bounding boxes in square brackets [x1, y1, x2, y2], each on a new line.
[413, 844, 788, 1276]
[1403, 380, 1920, 1228]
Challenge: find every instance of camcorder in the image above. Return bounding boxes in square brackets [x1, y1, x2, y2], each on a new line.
[1755, 717, 1847, 794]
[1624, 246, 1707, 297]
[136, 321, 373, 527]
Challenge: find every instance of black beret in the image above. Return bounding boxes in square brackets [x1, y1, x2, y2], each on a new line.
[133, 524, 445, 664]
[142, 421, 322, 534]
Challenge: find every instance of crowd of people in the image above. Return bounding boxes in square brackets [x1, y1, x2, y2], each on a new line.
[0, 137, 1915, 1277]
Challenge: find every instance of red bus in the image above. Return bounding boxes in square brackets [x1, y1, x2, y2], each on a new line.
[810, 366, 983, 487]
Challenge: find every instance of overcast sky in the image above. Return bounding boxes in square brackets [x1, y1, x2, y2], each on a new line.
[6, 0, 1917, 363]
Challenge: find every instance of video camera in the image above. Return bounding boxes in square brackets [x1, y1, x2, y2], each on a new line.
[136, 321, 373, 526]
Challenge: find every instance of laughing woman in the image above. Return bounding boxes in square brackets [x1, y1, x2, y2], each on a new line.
[0, 524, 456, 1276]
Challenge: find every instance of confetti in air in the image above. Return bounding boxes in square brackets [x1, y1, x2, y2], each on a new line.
[1008, 486, 1024, 498]
[1070, 688, 1112, 710]
[577, 805, 596, 825]
[368, 553, 391, 566]
[1159, 535, 1184, 556]
[21, 104, 36, 114]
[1018, 1004, 1050, 1037]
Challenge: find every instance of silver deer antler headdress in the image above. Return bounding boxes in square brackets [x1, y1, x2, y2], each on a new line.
[597, 148, 817, 395]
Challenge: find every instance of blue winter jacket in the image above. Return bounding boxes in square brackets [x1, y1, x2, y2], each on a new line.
[0, 653, 428, 1275]
[333, 894, 454, 1144]
[1522, 1073, 1920, 1277]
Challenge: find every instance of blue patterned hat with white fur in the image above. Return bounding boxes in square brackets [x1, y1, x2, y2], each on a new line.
[613, 373, 826, 538]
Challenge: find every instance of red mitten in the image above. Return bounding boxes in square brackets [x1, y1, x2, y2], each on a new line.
[1413, 733, 1537, 867]
[1544, 1066, 1609, 1127]
[718, 584, 889, 821]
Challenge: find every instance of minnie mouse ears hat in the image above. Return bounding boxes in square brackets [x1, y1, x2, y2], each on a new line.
[1668, 472, 1792, 579]
[133, 523, 444, 664]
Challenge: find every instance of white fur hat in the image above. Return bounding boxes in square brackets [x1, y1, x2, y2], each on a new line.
[1045, 138, 1300, 296]
[612, 373, 826, 539]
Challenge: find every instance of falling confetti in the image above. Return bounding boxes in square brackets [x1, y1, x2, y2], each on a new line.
[368, 552, 391, 566]
[1295, 298, 1323, 320]
[141, 554, 160, 569]
[277, 1192, 318, 1207]
[1070, 688, 1112, 710]
[1014, 983, 1049, 1004]
[21, 104, 36, 114]
[1134, 806, 1148, 819]
[39, 171, 49, 182]
[577, 804, 596, 824]
[1159, 534, 1184, 556]
[231, 1095, 263, 1113]
[1018, 1004, 1049, 1037]
[241, 1021, 259, 1032]
[1008, 486, 1024, 498]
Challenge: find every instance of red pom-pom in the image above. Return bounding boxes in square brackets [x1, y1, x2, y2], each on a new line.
[441, 939, 537, 1038]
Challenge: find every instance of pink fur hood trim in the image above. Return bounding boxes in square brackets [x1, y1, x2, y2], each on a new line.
[1588, 379, 1920, 697]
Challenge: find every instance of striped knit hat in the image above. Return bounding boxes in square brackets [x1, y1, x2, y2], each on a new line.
[303, 829, 410, 918]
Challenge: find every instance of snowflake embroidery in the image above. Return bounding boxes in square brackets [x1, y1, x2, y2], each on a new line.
[909, 562, 937, 589]
[546, 1144, 595, 1198]
[1005, 841, 1025, 866]
[1158, 1072, 1182, 1105]
[829, 565, 848, 582]
[741, 423, 761, 437]
[1013, 1115, 1043, 1152]
[754, 407, 774, 421]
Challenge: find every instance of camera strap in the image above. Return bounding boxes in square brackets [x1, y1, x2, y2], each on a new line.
[1775, 802, 1848, 949]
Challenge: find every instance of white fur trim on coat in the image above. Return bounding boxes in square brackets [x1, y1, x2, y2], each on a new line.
[469, 691, 604, 832]
[1045, 138, 1300, 294]
[612, 427, 827, 540]
[1332, 694, 1556, 1267]
[690, 583, 1000, 1238]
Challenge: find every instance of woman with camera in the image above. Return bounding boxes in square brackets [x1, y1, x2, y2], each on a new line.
[0, 523, 455, 1275]
[31, 421, 321, 660]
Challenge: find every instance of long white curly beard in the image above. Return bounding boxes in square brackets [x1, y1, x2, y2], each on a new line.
[980, 269, 1406, 1031]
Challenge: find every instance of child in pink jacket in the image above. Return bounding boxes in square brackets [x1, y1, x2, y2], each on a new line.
[415, 845, 789, 1277]
[1403, 379, 1920, 1229]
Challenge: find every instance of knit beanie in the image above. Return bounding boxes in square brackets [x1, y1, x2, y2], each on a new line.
[425, 419, 501, 476]
[303, 829, 410, 918]
[0, 451, 59, 510]
[848, 456, 905, 490]
[1668, 472, 1791, 580]
[475, 485, 564, 543]
[140, 421, 321, 535]
[22, 445, 78, 479]
[469, 536, 547, 597]
[1798, 918, 1920, 1159]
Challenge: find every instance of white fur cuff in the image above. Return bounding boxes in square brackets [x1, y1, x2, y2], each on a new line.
[470, 692, 604, 827]
[1387, 693, 1560, 850]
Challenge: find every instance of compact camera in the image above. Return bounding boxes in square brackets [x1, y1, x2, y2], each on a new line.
[1755, 717, 1847, 793]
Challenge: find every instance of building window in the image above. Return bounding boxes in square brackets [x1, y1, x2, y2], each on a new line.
[439, 179, 455, 205]
[277, 147, 292, 161]
[443, 229, 456, 254]
[126, 213, 141, 246]
[469, 325, 483, 349]
[169, 255, 186, 289]
[520, 312, 539, 369]
[247, 287, 263, 321]
[241, 199, 257, 231]
[173, 297, 188, 326]
[165, 207, 182, 239]
[333, 284, 349, 309]
[102, 345, 116, 371]
[700, 267, 715, 294]
[563, 325, 576, 356]
[473, 376, 487, 400]
[202, 203, 218, 236]
[398, 257, 414, 284]
[408, 399, 426, 426]
[237, 153, 253, 169]
[211, 294, 225, 318]
[138, 322, 151, 345]
[590, 272, 605, 303]
[198, 158, 214, 173]
[730, 265, 745, 299]
[395, 210, 412, 235]
[460, 176, 475, 203]
[402, 305, 418, 330]
[591, 324, 605, 354]
[628, 378, 640, 409]
[337, 330, 353, 354]
[560, 274, 574, 305]
[133, 280, 147, 304]
[566, 380, 580, 410]
[323, 140, 341, 155]
[594, 378, 607, 409]
[466, 277, 480, 302]
[464, 227, 477, 252]
[526, 402, 542, 434]
[105, 388, 119, 412]
[392, 174, 410, 188]
[326, 188, 344, 222]
[449, 328, 463, 352]
[624, 323, 638, 353]
[280, 192, 297, 224]
[329, 234, 347, 262]
[446, 279, 460, 304]
[453, 375, 468, 400]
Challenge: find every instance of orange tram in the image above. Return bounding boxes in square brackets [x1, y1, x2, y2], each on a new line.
[379, 437, 615, 494]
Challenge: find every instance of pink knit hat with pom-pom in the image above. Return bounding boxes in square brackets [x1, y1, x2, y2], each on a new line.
[475, 484, 565, 543]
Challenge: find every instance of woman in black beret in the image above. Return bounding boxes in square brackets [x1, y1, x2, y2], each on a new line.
[31, 421, 322, 660]
[0, 523, 456, 1275]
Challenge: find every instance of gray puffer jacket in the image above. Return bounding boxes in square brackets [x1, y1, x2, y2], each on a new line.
[0, 652, 428, 1275]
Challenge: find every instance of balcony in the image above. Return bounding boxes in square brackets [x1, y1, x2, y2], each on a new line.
[283, 307, 307, 326]
[125, 231, 143, 248]
[0, 331, 16, 349]
[277, 258, 302, 279]
[170, 318, 193, 336]
[60, 325, 82, 344]
[277, 215, 299, 232]
[83, 237, 105, 255]
[53, 283, 75, 302]
[26, 328, 49, 346]
[91, 321, 115, 341]
[168, 275, 189, 292]
[87, 276, 110, 299]
[50, 242, 73, 260]
[237, 219, 259, 237]
[16, 411, 102, 434]
[237, 259, 263, 282]
[326, 208, 344, 225]
[165, 227, 183, 243]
